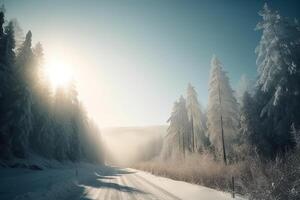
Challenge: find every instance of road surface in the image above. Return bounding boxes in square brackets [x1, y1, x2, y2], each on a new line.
[69, 166, 243, 200]
[0, 165, 244, 200]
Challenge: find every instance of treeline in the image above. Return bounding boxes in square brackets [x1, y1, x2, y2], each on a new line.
[162, 3, 300, 162]
[136, 4, 300, 198]
[0, 10, 104, 164]
[161, 55, 240, 161]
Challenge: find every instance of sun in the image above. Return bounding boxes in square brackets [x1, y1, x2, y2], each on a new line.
[45, 60, 73, 89]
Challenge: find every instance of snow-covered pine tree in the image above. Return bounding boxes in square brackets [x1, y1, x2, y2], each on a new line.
[52, 81, 81, 161]
[29, 42, 53, 157]
[186, 83, 207, 152]
[17, 31, 34, 86]
[0, 14, 18, 159]
[176, 96, 190, 155]
[8, 31, 35, 158]
[238, 91, 261, 157]
[161, 100, 180, 159]
[0, 12, 7, 158]
[162, 96, 190, 159]
[207, 55, 239, 160]
[254, 3, 300, 156]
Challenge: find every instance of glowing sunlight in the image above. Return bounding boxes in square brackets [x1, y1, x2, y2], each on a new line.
[45, 60, 73, 88]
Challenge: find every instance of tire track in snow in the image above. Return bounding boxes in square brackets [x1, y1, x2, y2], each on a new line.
[97, 177, 112, 200]
[132, 173, 182, 200]
[124, 173, 161, 200]
[120, 174, 144, 200]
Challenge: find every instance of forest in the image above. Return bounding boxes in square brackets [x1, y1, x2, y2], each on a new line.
[135, 4, 300, 200]
[0, 2, 300, 200]
[0, 7, 104, 167]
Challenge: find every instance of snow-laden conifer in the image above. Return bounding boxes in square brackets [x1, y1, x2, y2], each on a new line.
[207, 55, 239, 157]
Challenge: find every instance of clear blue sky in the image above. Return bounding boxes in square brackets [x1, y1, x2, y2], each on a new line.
[4, 0, 300, 127]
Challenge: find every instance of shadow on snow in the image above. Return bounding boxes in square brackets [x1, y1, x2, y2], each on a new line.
[71, 166, 145, 200]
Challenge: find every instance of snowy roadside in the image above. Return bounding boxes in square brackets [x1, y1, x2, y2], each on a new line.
[0, 162, 105, 200]
[130, 168, 247, 200]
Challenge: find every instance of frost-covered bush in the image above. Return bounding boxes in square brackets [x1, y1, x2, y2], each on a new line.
[240, 150, 300, 200]
[134, 152, 243, 193]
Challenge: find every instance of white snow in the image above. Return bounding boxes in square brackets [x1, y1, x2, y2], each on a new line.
[1, 164, 246, 200]
[131, 168, 246, 200]
[0, 163, 100, 200]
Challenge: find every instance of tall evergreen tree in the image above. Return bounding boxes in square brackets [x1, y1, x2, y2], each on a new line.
[162, 96, 190, 158]
[29, 42, 53, 156]
[8, 31, 35, 158]
[16, 31, 34, 86]
[207, 55, 239, 159]
[186, 83, 207, 152]
[254, 3, 300, 156]
[0, 16, 17, 159]
[239, 92, 261, 156]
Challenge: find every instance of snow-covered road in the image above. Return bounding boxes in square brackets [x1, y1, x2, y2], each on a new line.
[0, 165, 244, 200]
[77, 167, 244, 200]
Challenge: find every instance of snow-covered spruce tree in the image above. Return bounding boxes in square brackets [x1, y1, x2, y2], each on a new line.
[0, 14, 19, 159]
[29, 42, 53, 157]
[186, 83, 207, 152]
[52, 81, 85, 161]
[0, 12, 9, 157]
[207, 55, 239, 160]
[254, 3, 300, 156]
[8, 31, 35, 158]
[162, 96, 190, 159]
[161, 100, 180, 159]
[238, 91, 262, 159]
[16, 31, 34, 87]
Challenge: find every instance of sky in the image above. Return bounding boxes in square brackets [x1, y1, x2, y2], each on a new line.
[4, 0, 300, 128]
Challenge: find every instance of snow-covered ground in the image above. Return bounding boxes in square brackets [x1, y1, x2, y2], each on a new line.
[0, 163, 100, 200]
[0, 164, 245, 200]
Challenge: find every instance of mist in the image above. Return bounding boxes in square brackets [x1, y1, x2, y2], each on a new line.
[102, 126, 166, 166]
